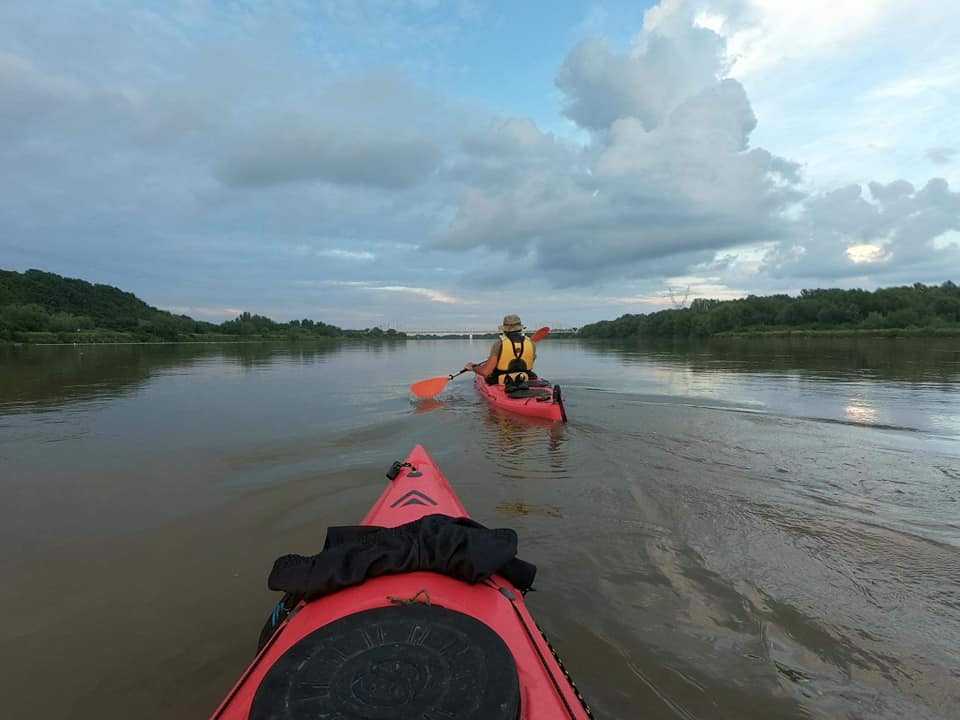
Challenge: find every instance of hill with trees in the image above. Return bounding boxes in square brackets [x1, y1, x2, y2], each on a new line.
[0, 269, 401, 343]
[578, 283, 960, 339]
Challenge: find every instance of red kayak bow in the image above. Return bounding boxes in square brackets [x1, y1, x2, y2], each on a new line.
[210, 445, 590, 719]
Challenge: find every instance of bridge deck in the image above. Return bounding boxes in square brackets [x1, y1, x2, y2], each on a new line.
[401, 329, 577, 335]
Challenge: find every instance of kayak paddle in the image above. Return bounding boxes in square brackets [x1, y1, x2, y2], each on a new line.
[531, 326, 550, 342]
[410, 368, 470, 399]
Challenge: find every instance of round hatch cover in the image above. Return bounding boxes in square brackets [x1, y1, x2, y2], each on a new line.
[250, 604, 520, 720]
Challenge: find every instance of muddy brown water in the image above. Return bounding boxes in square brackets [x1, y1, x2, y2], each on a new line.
[2, 338, 959, 719]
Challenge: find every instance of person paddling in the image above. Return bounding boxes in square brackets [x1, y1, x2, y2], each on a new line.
[464, 314, 537, 385]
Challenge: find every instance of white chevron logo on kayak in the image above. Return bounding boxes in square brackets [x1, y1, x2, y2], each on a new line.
[390, 490, 438, 508]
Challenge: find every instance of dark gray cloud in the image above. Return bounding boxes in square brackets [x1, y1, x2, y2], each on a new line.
[461, 118, 552, 156]
[926, 147, 957, 165]
[216, 127, 441, 189]
[213, 69, 460, 190]
[0, 52, 79, 129]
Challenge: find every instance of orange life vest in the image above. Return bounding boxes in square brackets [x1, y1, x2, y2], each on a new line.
[490, 333, 536, 384]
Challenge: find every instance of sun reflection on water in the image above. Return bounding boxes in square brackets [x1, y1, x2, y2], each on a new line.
[845, 398, 879, 425]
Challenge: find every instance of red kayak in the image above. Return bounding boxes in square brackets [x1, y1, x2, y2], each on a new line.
[475, 375, 568, 423]
[210, 445, 591, 719]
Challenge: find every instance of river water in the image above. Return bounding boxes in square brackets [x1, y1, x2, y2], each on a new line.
[2, 338, 959, 719]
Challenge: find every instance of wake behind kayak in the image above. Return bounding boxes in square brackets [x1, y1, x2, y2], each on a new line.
[210, 445, 591, 719]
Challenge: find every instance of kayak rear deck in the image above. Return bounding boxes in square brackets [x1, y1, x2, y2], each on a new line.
[475, 376, 568, 422]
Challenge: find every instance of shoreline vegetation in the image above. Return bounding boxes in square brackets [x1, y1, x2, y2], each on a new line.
[717, 327, 960, 338]
[5, 269, 959, 346]
[1, 268, 408, 345]
[578, 282, 960, 340]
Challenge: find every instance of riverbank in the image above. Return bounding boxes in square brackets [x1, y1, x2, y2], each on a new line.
[578, 283, 960, 340]
[716, 327, 960, 338]
[573, 327, 960, 341]
[1, 333, 407, 347]
[1, 269, 386, 344]
[9, 328, 959, 346]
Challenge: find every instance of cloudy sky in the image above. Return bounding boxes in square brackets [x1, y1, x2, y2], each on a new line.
[2, 0, 959, 329]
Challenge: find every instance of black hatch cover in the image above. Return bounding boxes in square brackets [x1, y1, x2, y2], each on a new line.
[250, 604, 520, 720]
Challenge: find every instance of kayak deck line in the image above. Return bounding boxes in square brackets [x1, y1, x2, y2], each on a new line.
[210, 445, 591, 720]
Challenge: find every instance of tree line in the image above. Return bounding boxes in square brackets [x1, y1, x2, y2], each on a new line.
[0, 269, 404, 343]
[578, 282, 960, 339]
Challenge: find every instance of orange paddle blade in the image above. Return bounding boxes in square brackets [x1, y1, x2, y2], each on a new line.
[410, 376, 450, 399]
[531, 326, 550, 342]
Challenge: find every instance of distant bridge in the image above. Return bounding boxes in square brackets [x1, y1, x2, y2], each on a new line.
[401, 327, 578, 337]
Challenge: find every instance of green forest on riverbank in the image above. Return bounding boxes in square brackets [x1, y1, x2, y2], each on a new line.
[7, 269, 959, 345]
[0, 269, 405, 344]
[578, 283, 960, 339]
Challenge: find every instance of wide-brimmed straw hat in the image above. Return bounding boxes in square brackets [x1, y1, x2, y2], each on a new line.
[500, 314, 524, 332]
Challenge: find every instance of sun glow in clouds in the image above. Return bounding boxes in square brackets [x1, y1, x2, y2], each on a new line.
[377, 286, 462, 304]
[846, 243, 889, 264]
[693, 10, 726, 34]
[317, 249, 376, 261]
[296, 280, 464, 305]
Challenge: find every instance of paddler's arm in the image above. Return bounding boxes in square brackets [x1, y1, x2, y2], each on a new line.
[464, 340, 500, 377]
